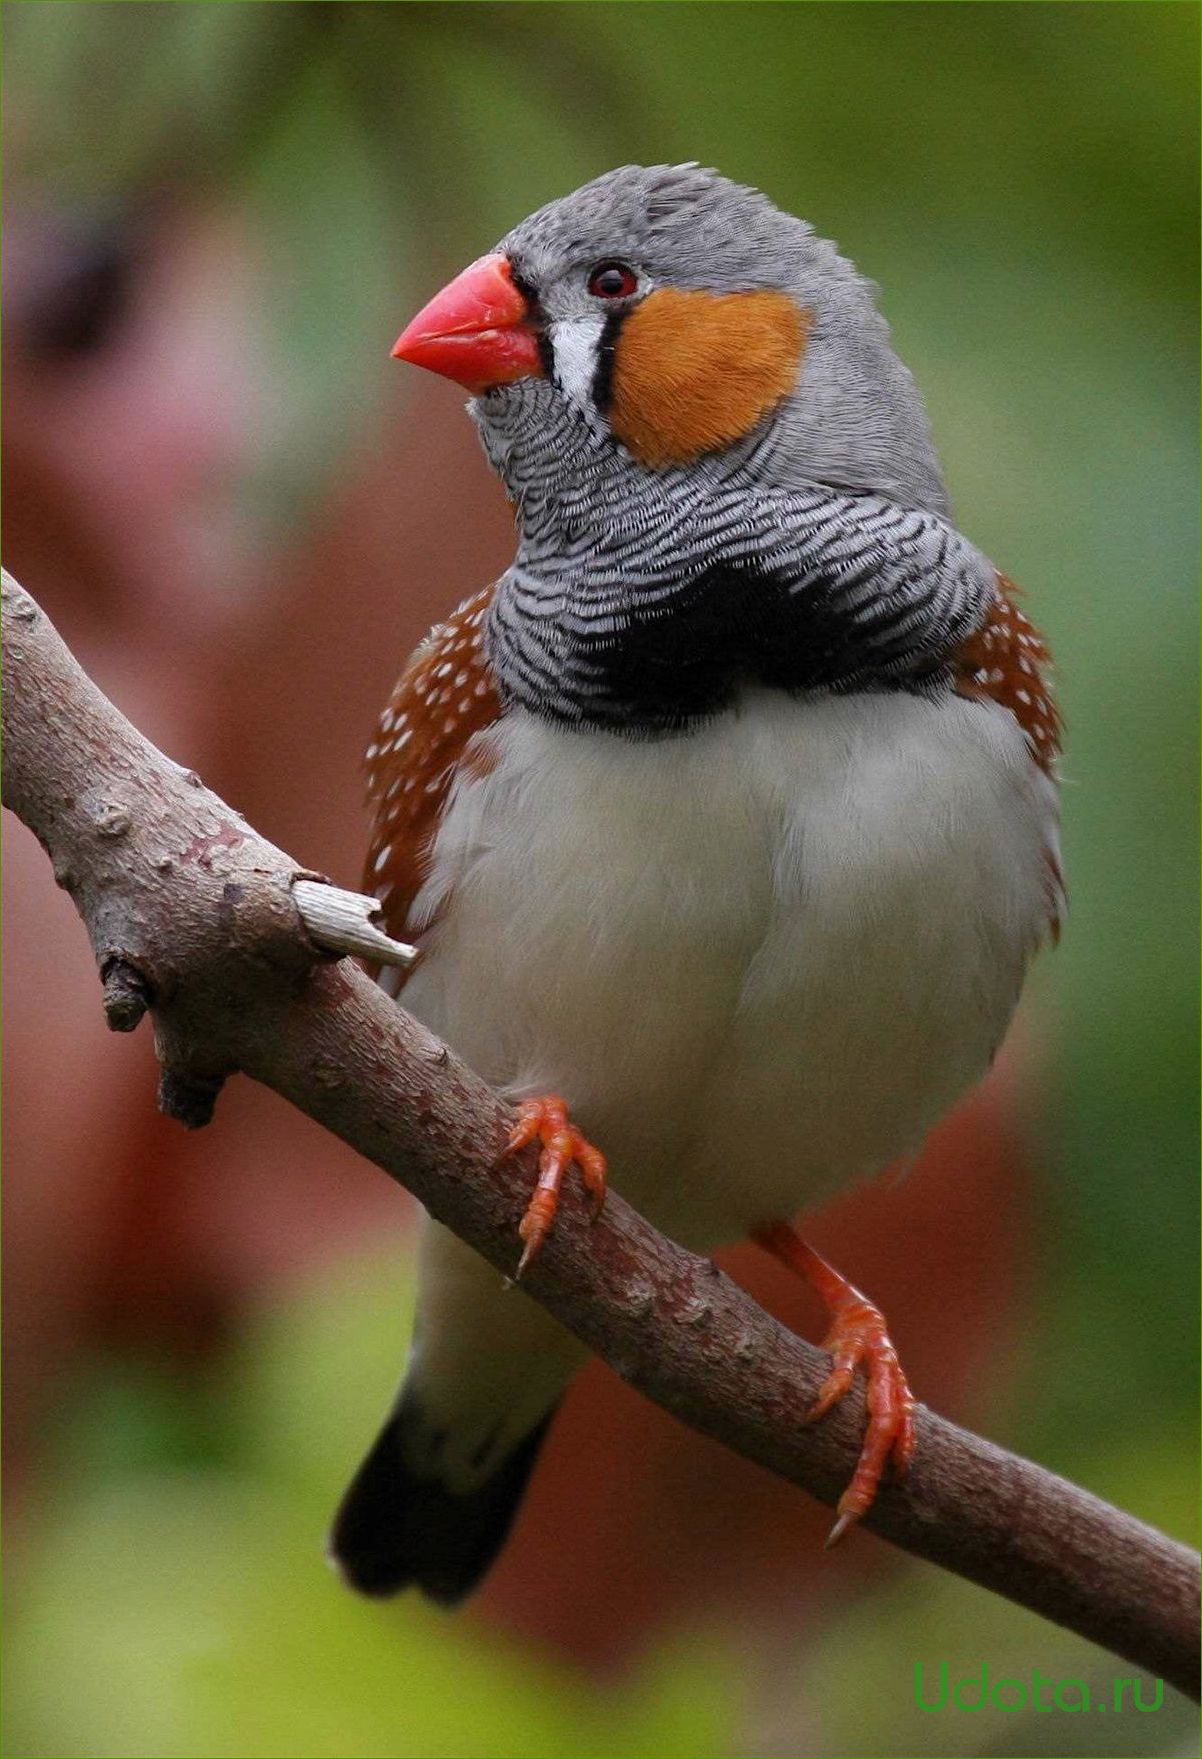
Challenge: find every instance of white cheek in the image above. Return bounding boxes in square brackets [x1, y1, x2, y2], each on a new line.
[548, 314, 606, 407]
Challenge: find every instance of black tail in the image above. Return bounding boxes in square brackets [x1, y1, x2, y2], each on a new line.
[328, 1399, 557, 1604]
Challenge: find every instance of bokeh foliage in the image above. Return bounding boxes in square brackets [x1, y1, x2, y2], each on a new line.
[5, 1257, 734, 1759]
[3, 5, 1197, 1756]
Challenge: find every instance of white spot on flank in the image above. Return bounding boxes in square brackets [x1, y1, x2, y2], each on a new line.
[373, 846, 391, 873]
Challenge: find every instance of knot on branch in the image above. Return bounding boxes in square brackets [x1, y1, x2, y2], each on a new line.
[157, 1065, 228, 1129]
[100, 956, 152, 1032]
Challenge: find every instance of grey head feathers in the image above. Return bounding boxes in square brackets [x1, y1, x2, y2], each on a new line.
[502, 162, 860, 302]
[483, 163, 950, 518]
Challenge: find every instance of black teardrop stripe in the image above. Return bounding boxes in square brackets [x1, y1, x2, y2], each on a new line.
[508, 263, 557, 384]
[590, 308, 626, 414]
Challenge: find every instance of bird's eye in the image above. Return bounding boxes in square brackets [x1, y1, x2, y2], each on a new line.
[587, 261, 638, 300]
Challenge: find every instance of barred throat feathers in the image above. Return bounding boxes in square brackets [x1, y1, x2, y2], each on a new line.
[474, 380, 997, 736]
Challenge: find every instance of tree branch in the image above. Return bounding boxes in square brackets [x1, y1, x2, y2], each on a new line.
[3, 567, 1197, 1699]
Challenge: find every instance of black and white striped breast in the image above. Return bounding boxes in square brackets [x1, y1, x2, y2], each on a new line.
[486, 481, 997, 736]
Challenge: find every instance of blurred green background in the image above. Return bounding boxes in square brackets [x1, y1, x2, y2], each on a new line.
[2, 4, 1197, 1756]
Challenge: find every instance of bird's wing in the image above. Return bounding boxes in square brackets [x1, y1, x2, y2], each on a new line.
[363, 583, 503, 985]
[952, 574, 1061, 773]
[338, 581, 581, 1602]
[953, 573, 1065, 940]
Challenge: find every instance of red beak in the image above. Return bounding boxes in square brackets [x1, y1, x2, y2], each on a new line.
[391, 254, 543, 392]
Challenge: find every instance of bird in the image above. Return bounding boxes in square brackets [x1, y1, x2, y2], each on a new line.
[329, 163, 1063, 1604]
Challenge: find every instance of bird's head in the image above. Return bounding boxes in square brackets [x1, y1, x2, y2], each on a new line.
[394, 164, 948, 517]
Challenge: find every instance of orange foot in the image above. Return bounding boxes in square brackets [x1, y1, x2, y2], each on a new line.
[505, 1095, 608, 1277]
[753, 1221, 917, 1547]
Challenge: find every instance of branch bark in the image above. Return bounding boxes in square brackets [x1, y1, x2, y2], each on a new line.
[3, 567, 1197, 1699]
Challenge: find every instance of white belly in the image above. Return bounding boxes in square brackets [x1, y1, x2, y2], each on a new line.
[403, 688, 1059, 1254]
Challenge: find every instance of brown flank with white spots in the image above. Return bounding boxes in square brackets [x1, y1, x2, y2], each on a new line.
[953, 574, 1061, 777]
[954, 574, 1064, 940]
[364, 585, 501, 970]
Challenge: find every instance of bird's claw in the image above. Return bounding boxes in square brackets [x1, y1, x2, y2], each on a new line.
[505, 1095, 608, 1277]
[806, 1295, 917, 1544]
[752, 1225, 917, 1546]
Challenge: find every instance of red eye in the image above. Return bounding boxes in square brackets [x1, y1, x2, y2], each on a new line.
[587, 261, 638, 299]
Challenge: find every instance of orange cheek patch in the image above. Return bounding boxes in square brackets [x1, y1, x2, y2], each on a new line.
[609, 288, 809, 469]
